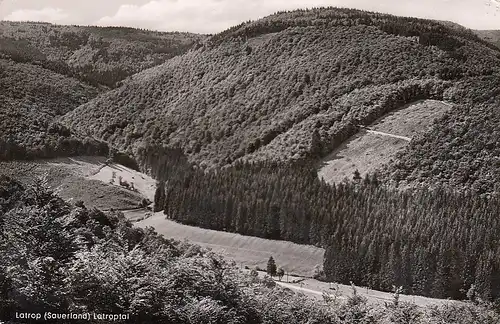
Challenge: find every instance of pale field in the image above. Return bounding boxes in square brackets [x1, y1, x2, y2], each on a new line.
[89, 163, 157, 202]
[0, 156, 152, 210]
[127, 210, 325, 277]
[318, 100, 452, 184]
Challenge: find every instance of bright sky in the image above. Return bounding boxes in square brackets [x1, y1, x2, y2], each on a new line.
[0, 0, 499, 33]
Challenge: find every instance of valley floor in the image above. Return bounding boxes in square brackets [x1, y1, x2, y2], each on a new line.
[127, 210, 325, 277]
[132, 209, 457, 307]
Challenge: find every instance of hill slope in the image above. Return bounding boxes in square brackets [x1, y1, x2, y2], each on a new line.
[0, 21, 205, 88]
[382, 76, 500, 194]
[474, 30, 500, 49]
[0, 22, 204, 161]
[0, 58, 108, 160]
[62, 7, 500, 190]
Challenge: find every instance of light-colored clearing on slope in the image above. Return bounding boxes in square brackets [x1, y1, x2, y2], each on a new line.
[318, 100, 452, 184]
[364, 128, 411, 141]
[88, 164, 156, 202]
[0, 157, 152, 210]
[370, 99, 453, 138]
[128, 211, 324, 277]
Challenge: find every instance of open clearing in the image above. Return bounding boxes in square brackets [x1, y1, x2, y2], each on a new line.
[128, 210, 325, 277]
[318, 100, 452, 184]
[0, 156, 154, 210]
[89, 163, 156, 202]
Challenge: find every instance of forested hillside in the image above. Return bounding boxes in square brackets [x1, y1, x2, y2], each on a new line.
[62, 8, 500, 195]
[149, 149, 500, 301]
[1, 175, 500, 323]
[0, 21, 204, 88]
[5, 6, 500, 316]
[382, 76, 500, 193]
[0, 22, 203, 161]
[0, 58, 108, 160]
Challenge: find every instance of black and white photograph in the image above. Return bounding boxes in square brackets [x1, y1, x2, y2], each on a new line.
[1, 0, 500, 323]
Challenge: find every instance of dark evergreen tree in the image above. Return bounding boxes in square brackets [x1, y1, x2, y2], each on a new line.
[353, 169, 362, 182]
[267, 257, 277, 277]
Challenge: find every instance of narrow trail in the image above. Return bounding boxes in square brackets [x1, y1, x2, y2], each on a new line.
[276, 281, 344, 299]
[360, 126, 412, 141]
[274, 280, 454, 308]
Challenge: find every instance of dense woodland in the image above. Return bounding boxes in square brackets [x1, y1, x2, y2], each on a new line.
[383, 76, 500, 193]
[0, 58, 108, 160]
[62, 8, 500, 193]
[1, 175, 500, 323]
[0, 21, 204, 88]
[150, 151, 500, 301]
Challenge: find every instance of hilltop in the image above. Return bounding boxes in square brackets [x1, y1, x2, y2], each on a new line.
[475, 30, 500, 49]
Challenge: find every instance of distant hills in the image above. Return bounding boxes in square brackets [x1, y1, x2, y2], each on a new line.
[0, 21, 204, 161]
[0, 21, 205, 88]
[475, 29, 500, 49]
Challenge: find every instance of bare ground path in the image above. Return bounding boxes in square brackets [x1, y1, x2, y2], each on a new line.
[246, 270, 455, 307]
[362, 128, 411, 141]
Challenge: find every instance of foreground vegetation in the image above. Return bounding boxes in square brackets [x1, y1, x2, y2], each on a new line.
[0, 174, 499, 323]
